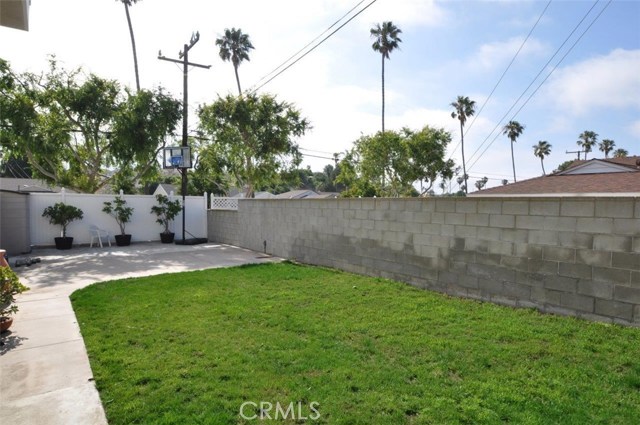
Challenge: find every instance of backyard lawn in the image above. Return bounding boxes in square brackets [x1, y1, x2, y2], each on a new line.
[71, 262, 640, 424]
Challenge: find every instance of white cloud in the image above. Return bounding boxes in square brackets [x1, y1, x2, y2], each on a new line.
[471, 36, 549, 70]
[544, 49, 640, 115]
[628, 120, 640, 138]
[363, 0, 449, 28]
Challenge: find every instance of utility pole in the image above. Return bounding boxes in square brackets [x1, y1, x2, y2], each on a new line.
[565, 150, 584, 160]
[158, 32, 210, 243]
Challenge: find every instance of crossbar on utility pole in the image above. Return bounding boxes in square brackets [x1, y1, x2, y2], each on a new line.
[565, 150, 584, 160]
[158, 31, 211, 243]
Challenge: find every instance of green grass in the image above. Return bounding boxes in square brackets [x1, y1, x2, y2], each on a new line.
[71, 262, 640, 424]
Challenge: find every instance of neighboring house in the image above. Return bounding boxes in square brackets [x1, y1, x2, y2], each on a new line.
[0, 0, 29, 31]
[273, 190, 320, 199]
[152, 183, 177, 197]
[0, 177, 66, 193]
[230, 191, 275, 199]
[469, 156, 640, 197]
[313, 192, 340, 199]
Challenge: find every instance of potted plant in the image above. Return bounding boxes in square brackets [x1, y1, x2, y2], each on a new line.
[1, 266, 29, 333]
[150, 194, 182, 243]
[42, 202, 84, 250]
[103, 196, 134, 246]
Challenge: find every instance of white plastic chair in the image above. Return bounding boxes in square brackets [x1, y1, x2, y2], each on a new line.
[89, 225, 112, 248]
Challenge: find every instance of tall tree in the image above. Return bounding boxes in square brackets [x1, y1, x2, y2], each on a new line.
[370, 21, 402, 133]
[336, 126, 453, 197]
[198, 93, 309, 198]
[577, 130, 598, 160]
[613, 148, 628, 158]
[118, 0, 141, 92]
[599, 139, 615, 158]
[216, 28, 254, 96]
[0, 59, 181, 193]
[503, 120, 524, 183]
[450, 96, 476, 193]
[533, 140, 552, 175]
[475, 176, 488, 191]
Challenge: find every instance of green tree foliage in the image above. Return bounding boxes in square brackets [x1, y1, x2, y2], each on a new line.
[216, 28, 254, 96]
[450, 96, 476, 194]
[314, 164, 343, 193]
[0, 59, 181, 193]
[599, 139, 615, 158]
[553, 159, 577, 173]
[370, 21, 402, 133]
[337, 127, 454, 198]
[577, 130, 598, 160]
[613, 148, 628, 158]
[533, 140, 552, 175]
[503, 120, 525, 183]
[474, 176, 488, 191]
[197, 93, 310, 198]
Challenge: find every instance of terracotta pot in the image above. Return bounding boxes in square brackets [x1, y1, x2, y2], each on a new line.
[0, 316, 13, 333]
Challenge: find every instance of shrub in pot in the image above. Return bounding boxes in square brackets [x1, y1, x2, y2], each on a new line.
[42, 202, 84, 250]
[103, 196, 134, 246]
[1, 266, 29, 332]
[150, 194, 182, 243]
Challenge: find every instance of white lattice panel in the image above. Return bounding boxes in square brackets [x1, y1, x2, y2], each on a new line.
[210, 197, 238, 210]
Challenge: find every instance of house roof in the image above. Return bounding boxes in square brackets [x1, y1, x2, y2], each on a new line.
[565, 156, 640, 170]
[273, 190, 319, 199]
[470, 156, 640, 197]
[0, 178, 62, 193]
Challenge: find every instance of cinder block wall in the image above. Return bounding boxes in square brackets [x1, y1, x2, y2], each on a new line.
[208, 197, 640, 326]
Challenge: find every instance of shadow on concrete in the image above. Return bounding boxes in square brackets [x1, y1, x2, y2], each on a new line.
[0, 330, 28, 355]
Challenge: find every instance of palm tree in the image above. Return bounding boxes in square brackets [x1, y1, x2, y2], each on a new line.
[370, 21, 402, 133]
[503, 120, 525, 183]
[613, 148, 628, 158]
[577, 130, 598, 160]
[533, 140, 552, 175]
[599, 139, 615, 158]
[118, 0, 141, 92]
[216, 28, 254, 96]
[450, 96, 476, 194]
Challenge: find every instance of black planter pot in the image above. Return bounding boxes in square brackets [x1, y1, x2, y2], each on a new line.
[54, 237, 73, 250]
[160, 232, 175, 244]
[114, 234, 132, 246]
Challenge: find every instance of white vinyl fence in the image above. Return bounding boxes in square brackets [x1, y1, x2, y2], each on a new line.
[30, 189, 209, 246]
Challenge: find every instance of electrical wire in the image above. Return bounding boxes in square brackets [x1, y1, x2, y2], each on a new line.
[248, 0, 379, 94]
[248, 0, 369, 92]
[300, 152, 335, 161]
[467, 0, 611, 172]
[300, 147, 336, 155]
[447, 0, 552, 161]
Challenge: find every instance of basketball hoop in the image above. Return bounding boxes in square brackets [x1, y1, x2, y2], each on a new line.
[163, 146, 192, 169]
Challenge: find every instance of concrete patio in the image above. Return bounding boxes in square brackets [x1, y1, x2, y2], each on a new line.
[0, 242, 279, 425]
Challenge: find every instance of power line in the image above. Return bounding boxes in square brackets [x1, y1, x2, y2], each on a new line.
[248, 0, 378, 94]
[300, 147, 335, 155]
[466, 0, 607, 172]
[447, 0, 552, 161]
[300, 152, 335, 161]
[248, 0, 369, 92]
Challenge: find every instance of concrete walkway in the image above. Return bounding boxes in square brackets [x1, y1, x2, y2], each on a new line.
[0, 242, 278, 425]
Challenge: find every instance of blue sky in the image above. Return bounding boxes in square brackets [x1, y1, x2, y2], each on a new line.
[1, 0, 638, 190]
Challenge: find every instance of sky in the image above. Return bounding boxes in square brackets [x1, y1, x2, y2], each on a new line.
[1, 0, 639, 191]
